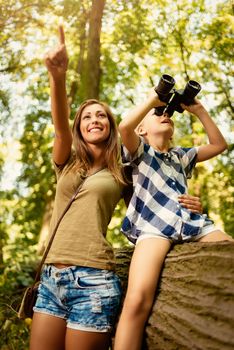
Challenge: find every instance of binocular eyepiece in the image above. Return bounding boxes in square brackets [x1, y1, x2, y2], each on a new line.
[154, 74, 201, 117]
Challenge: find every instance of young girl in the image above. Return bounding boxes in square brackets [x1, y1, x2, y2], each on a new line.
[114, 87, 232, 350]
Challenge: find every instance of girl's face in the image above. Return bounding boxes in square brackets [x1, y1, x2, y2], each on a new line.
[140, 109, 174, 138]
[79, 103, 110, 145]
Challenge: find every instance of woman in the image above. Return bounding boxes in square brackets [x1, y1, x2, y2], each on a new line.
[29, 26, 203, 350]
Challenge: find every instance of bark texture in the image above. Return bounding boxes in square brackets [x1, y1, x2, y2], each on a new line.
[114, 241, 234, 350]
[84, 0, 106, 99]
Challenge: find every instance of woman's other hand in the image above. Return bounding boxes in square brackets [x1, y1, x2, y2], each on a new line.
[178, 194, 203, 213]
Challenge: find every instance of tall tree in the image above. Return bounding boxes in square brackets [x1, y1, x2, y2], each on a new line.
[83, 0, 106, 99]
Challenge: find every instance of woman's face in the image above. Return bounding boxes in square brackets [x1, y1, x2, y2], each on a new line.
[79, 103, 110, 145]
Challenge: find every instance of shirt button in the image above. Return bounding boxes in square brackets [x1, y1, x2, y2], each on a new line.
[177, 204, 180, 208]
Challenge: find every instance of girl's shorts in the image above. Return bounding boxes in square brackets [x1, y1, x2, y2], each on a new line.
[136, 224, 220, 244]
[34, 264, 122, 332]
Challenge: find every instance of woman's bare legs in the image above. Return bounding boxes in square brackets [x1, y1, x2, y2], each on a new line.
[198, 230, 233, 242]
[30, 312, 66, 350]
[114, 237, 171, 350]
[65, 329, 111, 350]
[30, 312, 111, 350]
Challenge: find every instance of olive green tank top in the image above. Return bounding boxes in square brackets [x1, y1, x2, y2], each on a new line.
[45, 159, 124, 270]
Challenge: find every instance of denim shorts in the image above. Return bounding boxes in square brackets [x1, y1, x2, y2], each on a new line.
[34, 264, 122, 332]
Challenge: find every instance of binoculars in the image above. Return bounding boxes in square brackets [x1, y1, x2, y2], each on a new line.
[154, 74, 201, 117]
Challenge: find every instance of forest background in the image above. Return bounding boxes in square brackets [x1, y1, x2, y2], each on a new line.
[0, 0, 233, 348]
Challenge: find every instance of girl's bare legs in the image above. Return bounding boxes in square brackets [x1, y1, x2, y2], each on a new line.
[30, 313, 111, 350]
[114, 238, 171, 350]
[30, 313, 66, 350]
[198, 230, 233, 242]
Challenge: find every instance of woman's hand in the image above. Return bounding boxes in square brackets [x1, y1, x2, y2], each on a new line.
[44, 25, 68, 78]
[178, 194, 203, 213]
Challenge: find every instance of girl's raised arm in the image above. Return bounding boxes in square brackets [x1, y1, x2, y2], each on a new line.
[119, 88, 164, 156]
[182, 99, 227, 162]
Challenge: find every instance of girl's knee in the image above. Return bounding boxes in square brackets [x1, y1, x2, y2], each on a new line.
[123, 292, 154, 318]
[199, 230, 233, 242]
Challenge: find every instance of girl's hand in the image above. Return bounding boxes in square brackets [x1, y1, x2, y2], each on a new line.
[181, 98, 207, 116]
[178, 194, 203, 213]
[148, 87, 166, 107]
[44, 26, 68, 78]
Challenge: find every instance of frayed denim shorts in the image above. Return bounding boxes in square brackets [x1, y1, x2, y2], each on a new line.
[33, 264, 122, 332]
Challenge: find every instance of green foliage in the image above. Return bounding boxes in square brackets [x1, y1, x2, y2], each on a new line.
[205, 147, 234, 236]
[107, 199, 131, 248]
[0, 243, 39, 350]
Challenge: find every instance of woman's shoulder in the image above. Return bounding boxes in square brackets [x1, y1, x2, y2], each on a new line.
[53, 151, 76, 176]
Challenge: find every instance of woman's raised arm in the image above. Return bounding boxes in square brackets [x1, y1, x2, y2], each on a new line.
[44, 26, 72, 165]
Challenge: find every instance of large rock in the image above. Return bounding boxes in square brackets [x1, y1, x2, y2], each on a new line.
[114, 241, 234, 350]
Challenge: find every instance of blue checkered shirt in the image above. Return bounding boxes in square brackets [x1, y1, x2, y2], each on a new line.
[121, 139, 213, 244]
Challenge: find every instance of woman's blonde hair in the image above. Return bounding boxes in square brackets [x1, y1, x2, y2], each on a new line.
[70, 99, 125, 184]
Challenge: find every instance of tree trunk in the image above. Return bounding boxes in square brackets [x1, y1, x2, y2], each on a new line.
[83, 0, 106, 99]
[69, 11, 88, 104]
[114, 241, 234, 350]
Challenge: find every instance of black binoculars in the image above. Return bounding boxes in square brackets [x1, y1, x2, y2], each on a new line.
[154, 74, 201, 117]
